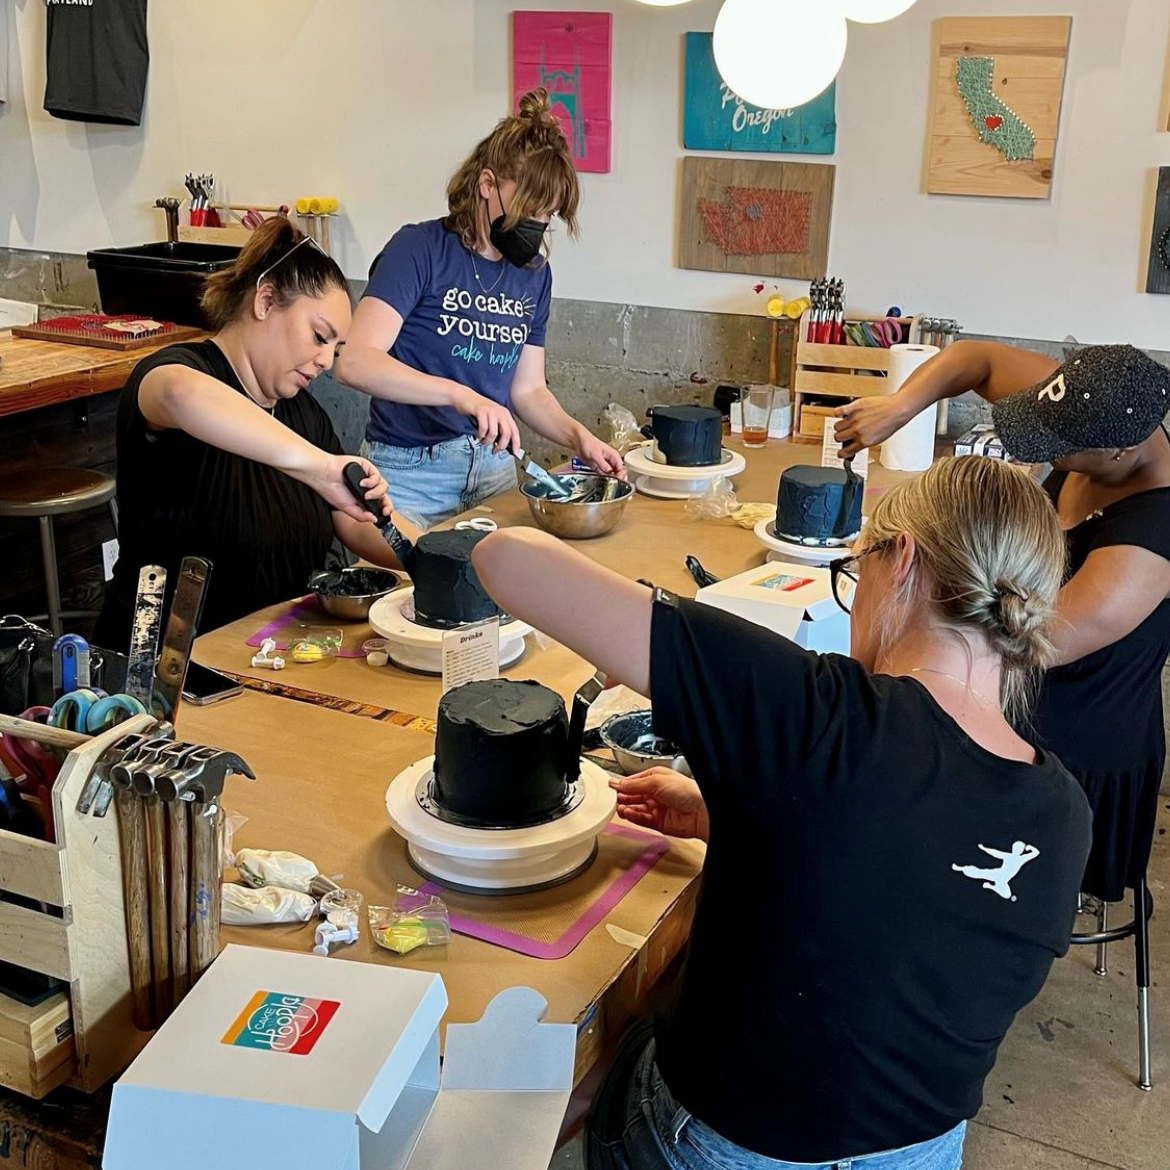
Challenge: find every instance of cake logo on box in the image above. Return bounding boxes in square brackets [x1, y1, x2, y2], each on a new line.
[756, 573, 814, 593]
[221, 991, 340, 1055]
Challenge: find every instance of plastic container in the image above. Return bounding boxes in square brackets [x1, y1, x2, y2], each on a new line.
[86, 242, 240, 328]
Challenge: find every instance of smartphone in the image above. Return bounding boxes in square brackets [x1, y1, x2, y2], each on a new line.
[181, 662, 244, 706]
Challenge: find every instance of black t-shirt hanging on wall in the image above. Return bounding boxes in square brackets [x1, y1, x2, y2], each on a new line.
[44, 0, 149, 126]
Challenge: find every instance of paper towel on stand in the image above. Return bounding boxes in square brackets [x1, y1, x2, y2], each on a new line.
[879, 344, 941, 472]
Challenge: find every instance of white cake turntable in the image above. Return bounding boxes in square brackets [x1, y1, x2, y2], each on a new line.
[624, 442, 747, 500]
[368, 588, 532, 675]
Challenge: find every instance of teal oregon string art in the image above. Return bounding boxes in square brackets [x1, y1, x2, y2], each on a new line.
[955, 56, 1036, 162]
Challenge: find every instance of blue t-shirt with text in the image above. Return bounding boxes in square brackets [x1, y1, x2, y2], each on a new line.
[362, 218, 552, 448]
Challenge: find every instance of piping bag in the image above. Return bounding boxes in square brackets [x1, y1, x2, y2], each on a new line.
[343, 462, 415, 572]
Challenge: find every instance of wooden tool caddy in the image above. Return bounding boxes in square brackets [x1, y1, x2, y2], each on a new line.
[788, 311, 924, 443]
[0, 716, 155, 1098]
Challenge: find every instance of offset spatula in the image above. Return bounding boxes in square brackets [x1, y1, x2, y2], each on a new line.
[153, 557, 211, 721]
[342, 462, 415, 573]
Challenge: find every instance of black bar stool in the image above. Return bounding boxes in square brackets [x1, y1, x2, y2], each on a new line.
[0, 469, 117, 636]
[1073, 879, 1154, 1090]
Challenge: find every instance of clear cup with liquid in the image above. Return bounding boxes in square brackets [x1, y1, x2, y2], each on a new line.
[742, 385, 775, 448]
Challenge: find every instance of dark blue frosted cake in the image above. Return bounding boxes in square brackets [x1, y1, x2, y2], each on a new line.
[775, 465, 863, 546]
[649, 406, 723, 467]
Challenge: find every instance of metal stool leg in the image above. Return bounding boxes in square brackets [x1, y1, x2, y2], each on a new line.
[1095, 901, 1109, 976]
[108, 497, 119, 537]
[1134, 878, 1152, 1090]
[37, 515, 63, 637]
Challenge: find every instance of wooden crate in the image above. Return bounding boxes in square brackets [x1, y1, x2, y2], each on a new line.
[0, 716, 155, 1097]
[796, 401, 837, 440]
[789, 312, 922, 443]
[0, 991, 74, 1098]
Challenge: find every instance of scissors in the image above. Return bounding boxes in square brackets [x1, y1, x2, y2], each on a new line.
[0, 707, 61, 841]
[49, 689, 147, 736]
[454, 517, 498, 533]
[863, 319, 904, 348]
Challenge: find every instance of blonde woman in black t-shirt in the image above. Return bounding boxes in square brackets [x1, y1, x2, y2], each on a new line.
[95, 219, 419, 651]
[472, 457, 1091, 1170]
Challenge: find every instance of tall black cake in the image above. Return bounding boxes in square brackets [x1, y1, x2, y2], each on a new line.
[648, 405, 723, 467]
[411, 529, 504, 628]
[433, 679, 572, 827]
[775, 465, 863, 545]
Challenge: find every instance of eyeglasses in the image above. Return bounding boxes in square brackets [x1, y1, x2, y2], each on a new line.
[255, 234, 326, 289]
[828, 539, 892, 614]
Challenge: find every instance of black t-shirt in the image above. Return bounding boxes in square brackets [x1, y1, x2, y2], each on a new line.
[44, 0, 149, 126]
[94, 341, 343, 652]
[649, 598, 1091, 1164]
[1031, 473, 1170, 775]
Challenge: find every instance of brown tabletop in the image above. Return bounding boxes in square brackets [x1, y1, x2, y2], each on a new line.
[0, 330, 208, 418]
[194, 436, 918, 720]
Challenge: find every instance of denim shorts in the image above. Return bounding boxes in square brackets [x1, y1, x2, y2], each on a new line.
[586, 1024, 966, 1170]
[364, 436, 517, 530]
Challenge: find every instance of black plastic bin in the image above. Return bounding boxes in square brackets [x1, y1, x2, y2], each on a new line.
[86, 241, 241, 328]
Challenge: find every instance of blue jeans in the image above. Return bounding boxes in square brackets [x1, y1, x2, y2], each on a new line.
[364, 436, 517, 530]
[587, 1025, 965, 1170]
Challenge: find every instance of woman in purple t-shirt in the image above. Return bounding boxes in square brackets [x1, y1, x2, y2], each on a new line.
[336, 88, 623, 528]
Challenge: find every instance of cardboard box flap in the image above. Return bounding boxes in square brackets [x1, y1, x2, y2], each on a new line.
[105, 1084, 359, 1170]
[440, 987, 575, 1091]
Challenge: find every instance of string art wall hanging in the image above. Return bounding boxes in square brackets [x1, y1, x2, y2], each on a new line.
[678, 157, 834, 279]
[1146, 167, 1170, 295]
[926, 16, 1072, 199]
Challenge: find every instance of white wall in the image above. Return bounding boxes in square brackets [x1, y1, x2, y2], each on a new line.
[2, 0, 1169, 347]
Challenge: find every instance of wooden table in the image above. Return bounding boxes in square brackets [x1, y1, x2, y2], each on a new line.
[194, 437, 918, 721]
[174, 692, 704, 1086]
[0, 331, 204, 418]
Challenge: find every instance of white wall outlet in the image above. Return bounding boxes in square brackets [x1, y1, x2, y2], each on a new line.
[102, 539, 119, 582]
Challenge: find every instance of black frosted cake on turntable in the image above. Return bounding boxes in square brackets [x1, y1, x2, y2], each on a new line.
[774, 464, 863, 545]
[432, 679, 573, 828]
[411, 529, 504, 628]
[647, 405, 723, 467]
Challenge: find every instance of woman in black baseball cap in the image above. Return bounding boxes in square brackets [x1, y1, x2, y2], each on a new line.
[835, 340, 1170, 1089]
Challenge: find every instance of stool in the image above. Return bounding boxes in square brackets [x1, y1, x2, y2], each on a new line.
[0, 469, 117, 636]
[1072, 879, 1154, 1090]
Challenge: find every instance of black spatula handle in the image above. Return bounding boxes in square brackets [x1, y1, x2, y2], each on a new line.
[343, 462, 387, 527]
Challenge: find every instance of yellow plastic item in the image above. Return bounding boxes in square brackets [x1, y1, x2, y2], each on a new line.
[290, 641, 326, 664]
[374, 918, 430, 955]
[295, 198, 312, 215]
[765, 295, 786, 319]
[784, 297, 811, 320]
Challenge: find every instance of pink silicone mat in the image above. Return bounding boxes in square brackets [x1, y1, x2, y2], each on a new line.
[420, 824, 671, 960]
[246, 596, 367, 658]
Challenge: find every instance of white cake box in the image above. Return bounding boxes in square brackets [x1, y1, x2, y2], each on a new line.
[103, 945, 575, 1170]
[696, 562, 850, 655]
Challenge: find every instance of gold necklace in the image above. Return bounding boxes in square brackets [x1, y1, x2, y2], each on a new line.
[908, 668, 999, 709]
[219, 346, 274, 411]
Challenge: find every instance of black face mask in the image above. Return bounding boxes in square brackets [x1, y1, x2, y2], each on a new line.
[487, 183, 547, 268]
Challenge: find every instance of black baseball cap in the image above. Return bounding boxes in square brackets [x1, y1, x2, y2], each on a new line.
[992, 345, 1170, 463]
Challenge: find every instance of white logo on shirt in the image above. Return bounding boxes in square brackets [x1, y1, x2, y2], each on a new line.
[1038, 374, 1066, 403]
[952, 841, 1039, 901]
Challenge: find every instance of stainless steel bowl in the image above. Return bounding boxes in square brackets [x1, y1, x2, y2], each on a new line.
[307, 567, 402, 621]
[520, 474, 634, 540]
[599, 710, 687, 776]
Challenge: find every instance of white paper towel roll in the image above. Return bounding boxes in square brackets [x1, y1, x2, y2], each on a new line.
[880, 344, 941, 472]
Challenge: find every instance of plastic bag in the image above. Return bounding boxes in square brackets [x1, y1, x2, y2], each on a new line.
[602, 403, 642, 454]
[287, 627, 343, 663]
[222, 811, 248, 872]
[222, 884, 317, 925]
[685, 475, 739, 521]
[236, 848, 319, 893]
[369, 885, 451, 955]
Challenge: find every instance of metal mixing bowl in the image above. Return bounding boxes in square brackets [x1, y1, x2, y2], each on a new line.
[520, 474, 634, 540]
[599, 710, 687, 776]
[307, 566, 402, 621]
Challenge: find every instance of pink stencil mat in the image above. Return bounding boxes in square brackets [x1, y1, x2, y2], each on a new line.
[420, 824, 671, 960]
[246, 596, 367, 659]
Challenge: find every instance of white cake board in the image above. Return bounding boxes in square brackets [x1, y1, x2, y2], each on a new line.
[624, 445, 746, 500]
[752, 517, 859, 566]
[385, 757, 617, 893]
[368, 588, 531, 675]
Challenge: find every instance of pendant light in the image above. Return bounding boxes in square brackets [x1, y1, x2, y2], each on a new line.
[713, 0, 848, 110]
